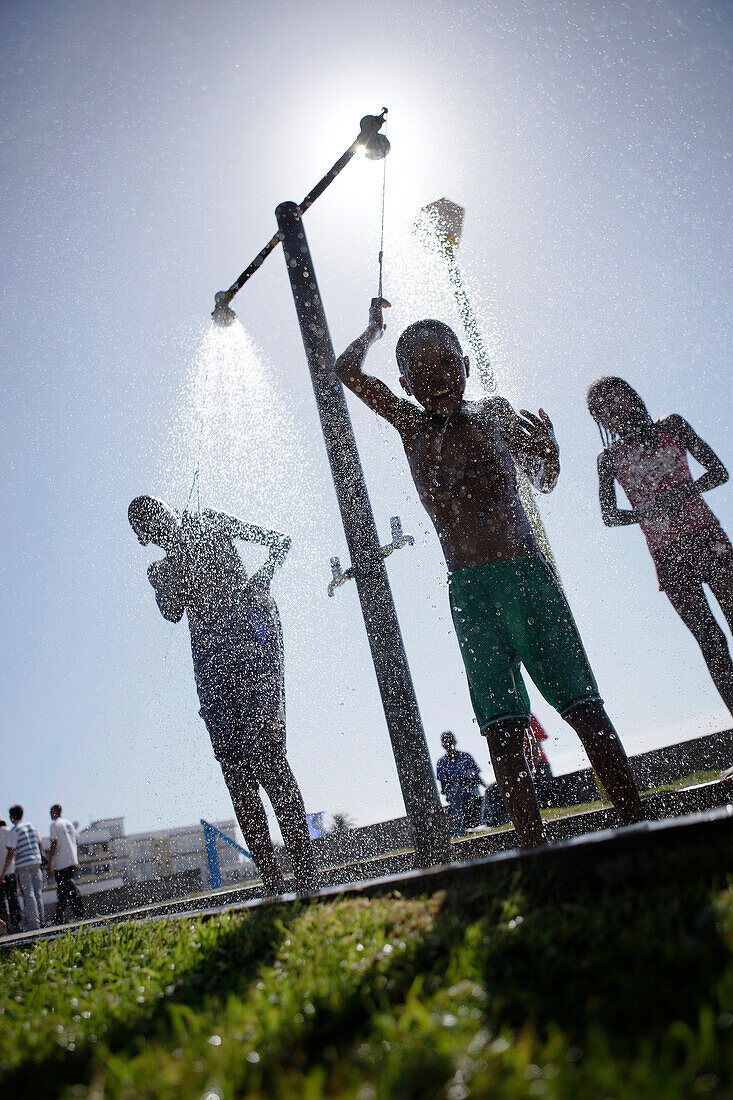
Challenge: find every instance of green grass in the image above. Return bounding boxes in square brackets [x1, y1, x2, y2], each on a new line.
[643, 770, 723, 795]
[1, 851, 732, 1099]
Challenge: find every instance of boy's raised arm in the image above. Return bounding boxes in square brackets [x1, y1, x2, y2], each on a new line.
[249, 531, 291, 591]
[335, 298, 417, 430]
[203, 509, 290, 559]
[198, 509, 290, 591]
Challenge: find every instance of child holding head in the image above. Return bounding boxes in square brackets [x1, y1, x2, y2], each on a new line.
[335, 300, 643, 847]
[128, 495, 318, 896]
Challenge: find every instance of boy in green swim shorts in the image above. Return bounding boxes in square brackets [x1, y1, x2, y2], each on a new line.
[335, 299, 643, 848]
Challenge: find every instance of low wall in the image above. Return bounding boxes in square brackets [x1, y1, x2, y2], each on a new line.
[45, 729, 733, 912]
[546, 726, 733, 808]
[272, 817, 413, 875]
[310, 727, 733, 864]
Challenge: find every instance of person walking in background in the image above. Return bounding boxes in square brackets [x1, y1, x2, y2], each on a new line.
[1, 806, 44, 931]
[0, 818, 22, 934]
[47, 805, 85, 925]
[588, 377, 733, 718]
[436, 731, 487, 836]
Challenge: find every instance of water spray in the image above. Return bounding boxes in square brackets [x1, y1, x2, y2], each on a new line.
[417, 197, 562, 582]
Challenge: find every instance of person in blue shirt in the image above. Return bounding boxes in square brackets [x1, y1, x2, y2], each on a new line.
[436, 731, 487, 836]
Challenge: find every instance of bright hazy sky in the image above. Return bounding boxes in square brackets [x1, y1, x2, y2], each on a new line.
[2, 0, 731, 839]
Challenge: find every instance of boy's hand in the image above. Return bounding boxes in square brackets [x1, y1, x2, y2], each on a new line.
[367, 297, 391, 343]
[513, 409, 558, 458]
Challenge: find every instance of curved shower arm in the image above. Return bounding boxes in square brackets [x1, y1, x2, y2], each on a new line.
[212, 109, 389, 323]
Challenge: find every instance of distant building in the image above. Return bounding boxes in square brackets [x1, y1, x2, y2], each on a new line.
[76, 817, 125, 882]
[112, 819, 256, 888]
[40, 817, 257, 903]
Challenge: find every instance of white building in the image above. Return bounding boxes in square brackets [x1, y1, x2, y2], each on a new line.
[40, 817, 257, 895]
[111, 819, 256, 887]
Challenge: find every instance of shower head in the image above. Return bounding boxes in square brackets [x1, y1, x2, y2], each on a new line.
[212, 109, 390, 322]
[358, 110, 390, 161]
[211, 290, 237, 327]
[363, 133, 390, 160]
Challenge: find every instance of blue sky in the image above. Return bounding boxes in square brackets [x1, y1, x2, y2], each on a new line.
[1, 0, 731, 837]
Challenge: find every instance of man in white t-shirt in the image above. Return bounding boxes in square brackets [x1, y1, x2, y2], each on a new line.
[47, 805, 85, 925]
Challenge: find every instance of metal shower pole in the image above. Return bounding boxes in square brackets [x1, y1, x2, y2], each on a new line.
[275, 200, 450, 868]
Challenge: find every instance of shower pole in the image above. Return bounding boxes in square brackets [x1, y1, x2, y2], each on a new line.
[212, 111, 450, 867]
[275, 201, 450, 868]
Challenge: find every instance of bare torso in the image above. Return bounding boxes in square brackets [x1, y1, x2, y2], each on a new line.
[397, 399, 540, 571]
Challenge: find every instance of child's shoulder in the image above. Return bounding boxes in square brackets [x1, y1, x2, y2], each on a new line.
[657, 413, 687, 436]
[466, 395, 515, 430]
[464, 395, 512, 416]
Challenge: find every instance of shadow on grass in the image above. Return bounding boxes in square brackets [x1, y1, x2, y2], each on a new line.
[253, 845, 731, 1098]
[4, 839, 731, 1099]
[189, 844, 732, 1097]
[1, 902, 292, 1097]
[350, 844, 733, 1100]
[447, 848, 729, 1042]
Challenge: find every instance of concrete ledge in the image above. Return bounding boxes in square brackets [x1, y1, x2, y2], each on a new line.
[4, 801, 732, 950]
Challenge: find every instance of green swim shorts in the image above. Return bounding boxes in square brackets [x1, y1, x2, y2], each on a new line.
[448, 555, 601, 731]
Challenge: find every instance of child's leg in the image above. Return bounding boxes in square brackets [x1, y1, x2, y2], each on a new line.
[706, 542, 733, 641]
[562, 702, 643, 824]
[701, 530, 733, 629]
[257, 740, 319, 895]
[711, 580, 733, 636]
[483, 718, 545, 848]
[445, 785, 466, 836]
[665, 579, 733, 717]
[219, 754, 286, 896]
[54, 874, 70, 925]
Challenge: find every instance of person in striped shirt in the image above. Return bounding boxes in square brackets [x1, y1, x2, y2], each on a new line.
[1, 806, 44, 930]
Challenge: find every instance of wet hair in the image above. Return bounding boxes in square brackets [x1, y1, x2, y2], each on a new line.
[50, 804, 62, 817]
[128, 495, 159, 534]
[9, 805, 23, 823]
[395, 319, 463, 377]
[128, 495, 177, 540]
[586, 376, 652, 448]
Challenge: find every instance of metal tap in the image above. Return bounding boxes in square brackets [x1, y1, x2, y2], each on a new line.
[327, 516, 414, 596]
